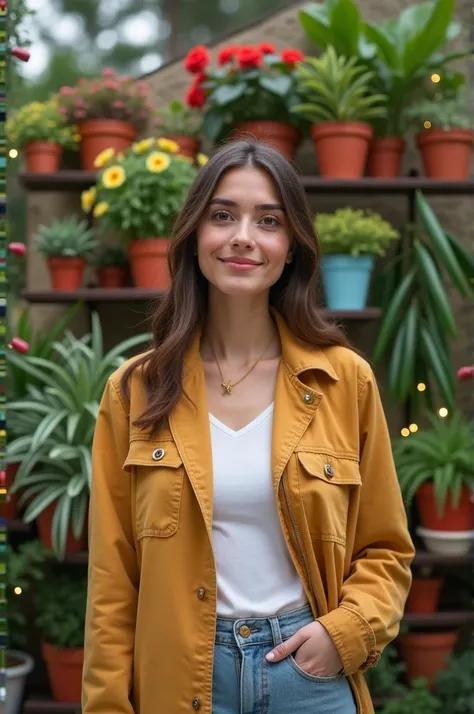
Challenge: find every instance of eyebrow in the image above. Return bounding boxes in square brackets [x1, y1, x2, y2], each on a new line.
[208, 197, 285, 212]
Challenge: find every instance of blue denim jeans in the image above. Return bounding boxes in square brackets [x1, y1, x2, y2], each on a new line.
[212, 604, 357, 714]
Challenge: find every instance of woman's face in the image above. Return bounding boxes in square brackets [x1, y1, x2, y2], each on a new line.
[196, 166, 292, 298]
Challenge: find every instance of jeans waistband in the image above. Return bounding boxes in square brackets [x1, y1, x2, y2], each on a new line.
[215, 604, 314, 647]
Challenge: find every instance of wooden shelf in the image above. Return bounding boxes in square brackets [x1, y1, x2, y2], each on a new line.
[18, 171, 96, 192]
[24, 698, 81, 713]
[403, 611, 474, 627]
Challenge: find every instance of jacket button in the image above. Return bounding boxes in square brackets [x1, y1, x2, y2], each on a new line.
[192, 698, 200, 710]
[152, 448, 165, 461]
[197, 588, 206, 600]
[303, 392, 313, 404]
[324, 463, 335, 478]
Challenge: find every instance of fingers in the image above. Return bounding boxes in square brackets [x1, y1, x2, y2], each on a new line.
[265, 629, 307, 663]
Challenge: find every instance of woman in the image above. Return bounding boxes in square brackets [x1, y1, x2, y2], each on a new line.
[83, 141, 414, 714]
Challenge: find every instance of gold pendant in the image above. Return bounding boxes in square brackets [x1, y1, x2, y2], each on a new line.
[222, 382, 233, 395]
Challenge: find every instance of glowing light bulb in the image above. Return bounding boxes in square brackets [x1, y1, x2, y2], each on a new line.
[401, 428, 410, 437]
[14, 587, 22, 595]
[431, 73, 441, 83]
[9, 149, 18, 159]
[438, 407, 448, 418]
[409, 424, 419, 433]
[417, 383, 426, 392]
[424, 121, 432, 129]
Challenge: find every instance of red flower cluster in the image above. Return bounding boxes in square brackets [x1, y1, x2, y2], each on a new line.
[184, 45, 210, 74]
[185, 73, 206, 108]
[237, 46, 263, 70]
[281, 48, 305, 67]
[457, 365, 474, 381]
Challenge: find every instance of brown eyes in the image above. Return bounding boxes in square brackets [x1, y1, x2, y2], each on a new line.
[211, 211, 280, 228]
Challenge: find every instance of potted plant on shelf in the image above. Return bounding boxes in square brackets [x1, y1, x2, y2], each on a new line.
[33, 215, 97, 291]
[405, 565, 443, 615]
[436, 647, 474, 714]
[6, 541, 52, 714]
[398, 630, 459, 687]
[6, 313, 150, 558]
[94, 245, 129, 288]
[394, 411, 474, 555]
[35, 572, 87, 703]
[156, 99, 203, 160]
[57, 69, 154, 170]
[380, 678, 440, 713]
[183, 42, 308, 159]
[85, 138, 197, 289]
[6, 99, 79, 173]
[314, 207, 399, 310]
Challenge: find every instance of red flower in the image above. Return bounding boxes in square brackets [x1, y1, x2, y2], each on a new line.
[259, 42, 276, 55]
[218, 46, 238, 66]
[185, 76, 206, 108]
[184, 45, 210, 74]
[8, 242, 27, 257]
[11, 47, 30, 62]
[281, 48, 305, 67]
[9, 337, 30, 354]
[457, 366, 474, 381]
[237, 46, 263, 71]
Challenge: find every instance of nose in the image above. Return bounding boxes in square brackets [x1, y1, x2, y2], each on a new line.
[230, 219, 255, 250]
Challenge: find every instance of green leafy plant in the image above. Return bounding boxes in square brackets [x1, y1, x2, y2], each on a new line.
[6, 99, 79, 149]
[292, 46, 387, 123]
[7, 313, 150, 558]
[93, 245, 128, 268]
[365, 644, 406, 699]
[436, 647, 474, 714]
[156, 99, 202, 138]
[34, 216, 97, 259]
[82, 137, 197, 241]
[380, 678, 440, 714]
[373, 191, 474, 410]
[315, 208, 399, 256]
[405, 88, 472, 132]
[35, 573, 88, 649]
[299, 0, 468, 136]
[393, 411, 474, 515]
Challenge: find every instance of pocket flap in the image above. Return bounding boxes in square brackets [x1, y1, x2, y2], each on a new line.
[123, 439, 183, 471]
[297, 452, 361, 486]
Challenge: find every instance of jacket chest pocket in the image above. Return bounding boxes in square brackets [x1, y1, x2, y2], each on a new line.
[295, 452, 361, 544]
[124, 440, 184, 539]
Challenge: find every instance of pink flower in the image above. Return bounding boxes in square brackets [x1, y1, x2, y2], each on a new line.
[104, 79, 120, 91]
[112, 100, 125, 109]
[102, 68, 116, 78]
[75, 109, 87, 119]
[457, 366, 474, 381]
[9, 337, 30, 354]
[59, 106, 68, 115]
[12, 47, 30, 62]
[8, 242, 27, 257]
[60, 86, 75, 96]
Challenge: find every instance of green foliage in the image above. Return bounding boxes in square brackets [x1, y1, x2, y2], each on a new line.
[436, 647, 474, 714]
[365, 644, 406, 699]
[87, 138, 197, 241]
[405, 89, 472, 131]
[373, 191, 474, 410]
[7, 313, 150, 558]
[393, 411, 474, 515]
[35, 573, 88, 649]
[292, 46, 387, 123]
[6, 100, 79, 149]
[315, 208, 399, 257]
[380, 678, 441, 714]
[157, 100, 202, 138]
[93, 245, 128, 268]
[34, 216, 97, 259]
[6, 541, 53, 648]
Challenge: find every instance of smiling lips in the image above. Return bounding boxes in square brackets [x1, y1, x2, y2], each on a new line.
[219, 256, 262, 271]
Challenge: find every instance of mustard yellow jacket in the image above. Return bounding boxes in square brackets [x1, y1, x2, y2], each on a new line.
[83, 313, 414, 714]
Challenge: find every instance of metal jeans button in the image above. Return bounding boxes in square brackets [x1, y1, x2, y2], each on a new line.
[239, 625, 251, 638]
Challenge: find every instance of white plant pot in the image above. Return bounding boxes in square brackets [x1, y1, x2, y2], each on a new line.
[0, 651, 34, 714]
[417, 526, 474, 556]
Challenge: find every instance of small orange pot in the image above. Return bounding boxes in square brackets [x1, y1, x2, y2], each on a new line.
[24, 141, 62, 173]
[416, 482, 473, 532]
[47, 257, 85, 291]
[164, 134, 200, 160]
[367, 137, 405, 178]
[128, 238, 169, 290]
[42, 641, 84, 702]
[417, 128, 473, 179]
[37, 501, 87, 553]
[405, 577, 443, 614]
[232, 121, 300, 160]
[398, 631, 457, 686]
[311, 121, 373, 178]
[97, 266, 128, 288]
[79, 119, 137, 171]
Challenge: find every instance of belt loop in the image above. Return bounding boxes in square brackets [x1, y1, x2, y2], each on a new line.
[269, 616, 283, 647]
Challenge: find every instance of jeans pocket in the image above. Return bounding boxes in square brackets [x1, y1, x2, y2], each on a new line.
[288, 655, 340, 683]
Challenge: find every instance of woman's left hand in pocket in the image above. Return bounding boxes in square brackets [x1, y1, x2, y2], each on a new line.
[265, 621, 343, 677]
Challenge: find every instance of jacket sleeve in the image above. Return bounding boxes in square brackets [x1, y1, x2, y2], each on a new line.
[317, 366, 415, 675]
[82, 377, 139, 713]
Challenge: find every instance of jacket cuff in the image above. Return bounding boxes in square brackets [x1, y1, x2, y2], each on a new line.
[317, 605, 379, 675]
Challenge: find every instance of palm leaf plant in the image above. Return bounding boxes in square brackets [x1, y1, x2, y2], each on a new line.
[6, 313, 150, 558]
[373, 191, 474, 413]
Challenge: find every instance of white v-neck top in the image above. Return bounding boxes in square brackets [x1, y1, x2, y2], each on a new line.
[209, 403, 308, 618]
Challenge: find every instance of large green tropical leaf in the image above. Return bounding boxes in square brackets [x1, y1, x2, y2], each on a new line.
[401, 0, 456, 75]
[413, 241, 456, 336]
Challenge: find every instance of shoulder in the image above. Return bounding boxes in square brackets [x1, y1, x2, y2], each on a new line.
[106, 349, 153, 405]
[318, 344, 375, 395]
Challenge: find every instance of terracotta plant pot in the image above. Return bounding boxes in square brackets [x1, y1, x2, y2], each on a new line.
[79, 119, 137, 171]
[367, 137, 406, 178]
[417, 128, 473, 180]
[398, 631, 457, 685]
[128, 238, 169, 290]
[3, 463, 20, 521]
[97, 266, 128, 289]
[42, 641, 84, 703]
[416, 482, 473, 532]
[232, 121, 300, 160]
[311, 121, 373, 178]
[164, 134, 200, 160]
[47, 257, 85, 291]
[24, 141, 62, 173]
[37, 502, 87, 554]
[405, 577, 443, 614]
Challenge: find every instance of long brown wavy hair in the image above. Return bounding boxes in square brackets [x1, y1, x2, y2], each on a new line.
[122, 140, 352, 434]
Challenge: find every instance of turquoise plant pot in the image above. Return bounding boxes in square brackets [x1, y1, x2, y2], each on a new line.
[321, 255, 375, 310]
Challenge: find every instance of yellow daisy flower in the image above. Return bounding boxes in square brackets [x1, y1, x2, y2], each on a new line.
[81, 187, 96, 213]
[93, 201, 109, 218]
[197, 153, 209, 167]
[157, 137, 179, 153]
[133, 138, 155, 154]
[146, 151, 171, 173]
[93, 147, 115, 168]
[102, 165, 126, 189]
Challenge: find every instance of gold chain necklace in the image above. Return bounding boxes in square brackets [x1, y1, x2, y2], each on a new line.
[211, 336, 274, 395]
